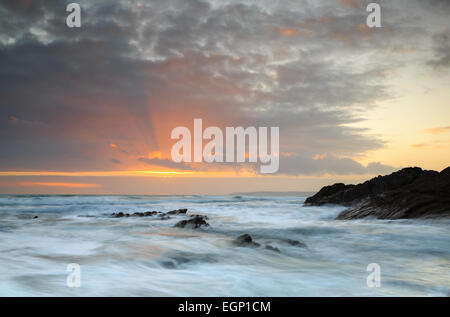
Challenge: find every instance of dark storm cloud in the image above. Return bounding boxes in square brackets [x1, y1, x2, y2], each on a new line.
[428, 30, 450, 69]
[0, 37, 158, 170]
[0, 0, 443, 175]
[418, 0, 450, 10]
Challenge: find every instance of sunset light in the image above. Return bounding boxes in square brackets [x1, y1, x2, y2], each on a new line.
[0, 0, 448, 302]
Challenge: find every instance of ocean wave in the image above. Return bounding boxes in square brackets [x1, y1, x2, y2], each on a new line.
[0, 195, 448, 296]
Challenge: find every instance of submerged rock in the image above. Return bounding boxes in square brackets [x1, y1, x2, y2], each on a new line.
[144, 211, 159, 216]
[112, 209, 186, 219]
[305, 167, 450, 220]
[264, 244, 280, 253]
[167, 208, 188, 215]
[174, 215, 209, 229]
[232, 234, 282, 253]
[130, 211, 159, 217]
[233, 234, 260, 247]
[283, 239, 307, 248]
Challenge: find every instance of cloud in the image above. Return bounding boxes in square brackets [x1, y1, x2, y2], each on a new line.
[340, 0, 362, 9]
[138, 157, 194, 171]
[411, 144, 428, 149]
[7, 115, 43, 126]
[0, 0, 442, 176]
[427, 31, 450, 69]
[424, 126, 450, 135]
[279, 28, 300, 37]
[365, 162, 397, 174]
[19, 182, 101, 188]
[419, 0, 450, 10]
[275, 154, 395, 176]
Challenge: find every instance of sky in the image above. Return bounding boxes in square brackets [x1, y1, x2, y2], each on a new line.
[0, 0, 449, 195]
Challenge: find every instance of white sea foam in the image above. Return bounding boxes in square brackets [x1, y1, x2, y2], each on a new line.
[0, 195, 449, 296]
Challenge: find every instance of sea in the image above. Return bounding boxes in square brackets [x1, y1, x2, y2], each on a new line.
[0, 195, 449, 296]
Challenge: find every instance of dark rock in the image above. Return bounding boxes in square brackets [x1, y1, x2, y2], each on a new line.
[33, 216, 39, 219]
[305, 167, 426, 205]
[233, 234, 260, 247]
[174, 215, 209, 229]
[305, 167, 450, 220]
[116, 211, 162, 218]
[144, 211, 159, 216]
[167, 208, 188, 215]
[305, 183, 352, 205]
[264, 244, 280, 252]
[283, 239, 307, 248]
[160, 256, 192, 269]
[112, 212, 130, 217]
[113, 209, 189, 219]
[160, 260, 177, 269]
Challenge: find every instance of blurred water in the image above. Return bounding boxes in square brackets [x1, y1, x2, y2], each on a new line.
[0, 195, 449, 296]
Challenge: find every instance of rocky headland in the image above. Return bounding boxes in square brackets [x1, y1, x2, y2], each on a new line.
[305, 167, 450, 220]
[111, 208, 210, 228]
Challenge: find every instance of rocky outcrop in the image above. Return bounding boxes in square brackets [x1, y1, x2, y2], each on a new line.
[233, 234, 260, 247]
[282, 239, 307, 248]
[264, 244, 280, 252]
[174, 215, 209, 229]
[305, 167, 450, 220]
[232, 234, 282, 253]
[112, 209, 187, 219]
[112, 212, 130, 218]
[111, 208, 211, 228]
[167, 209, 187, 215]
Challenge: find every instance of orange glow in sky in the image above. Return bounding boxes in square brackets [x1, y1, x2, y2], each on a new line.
[19, 182, 101, 188]
[0, 169, 259, 178]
